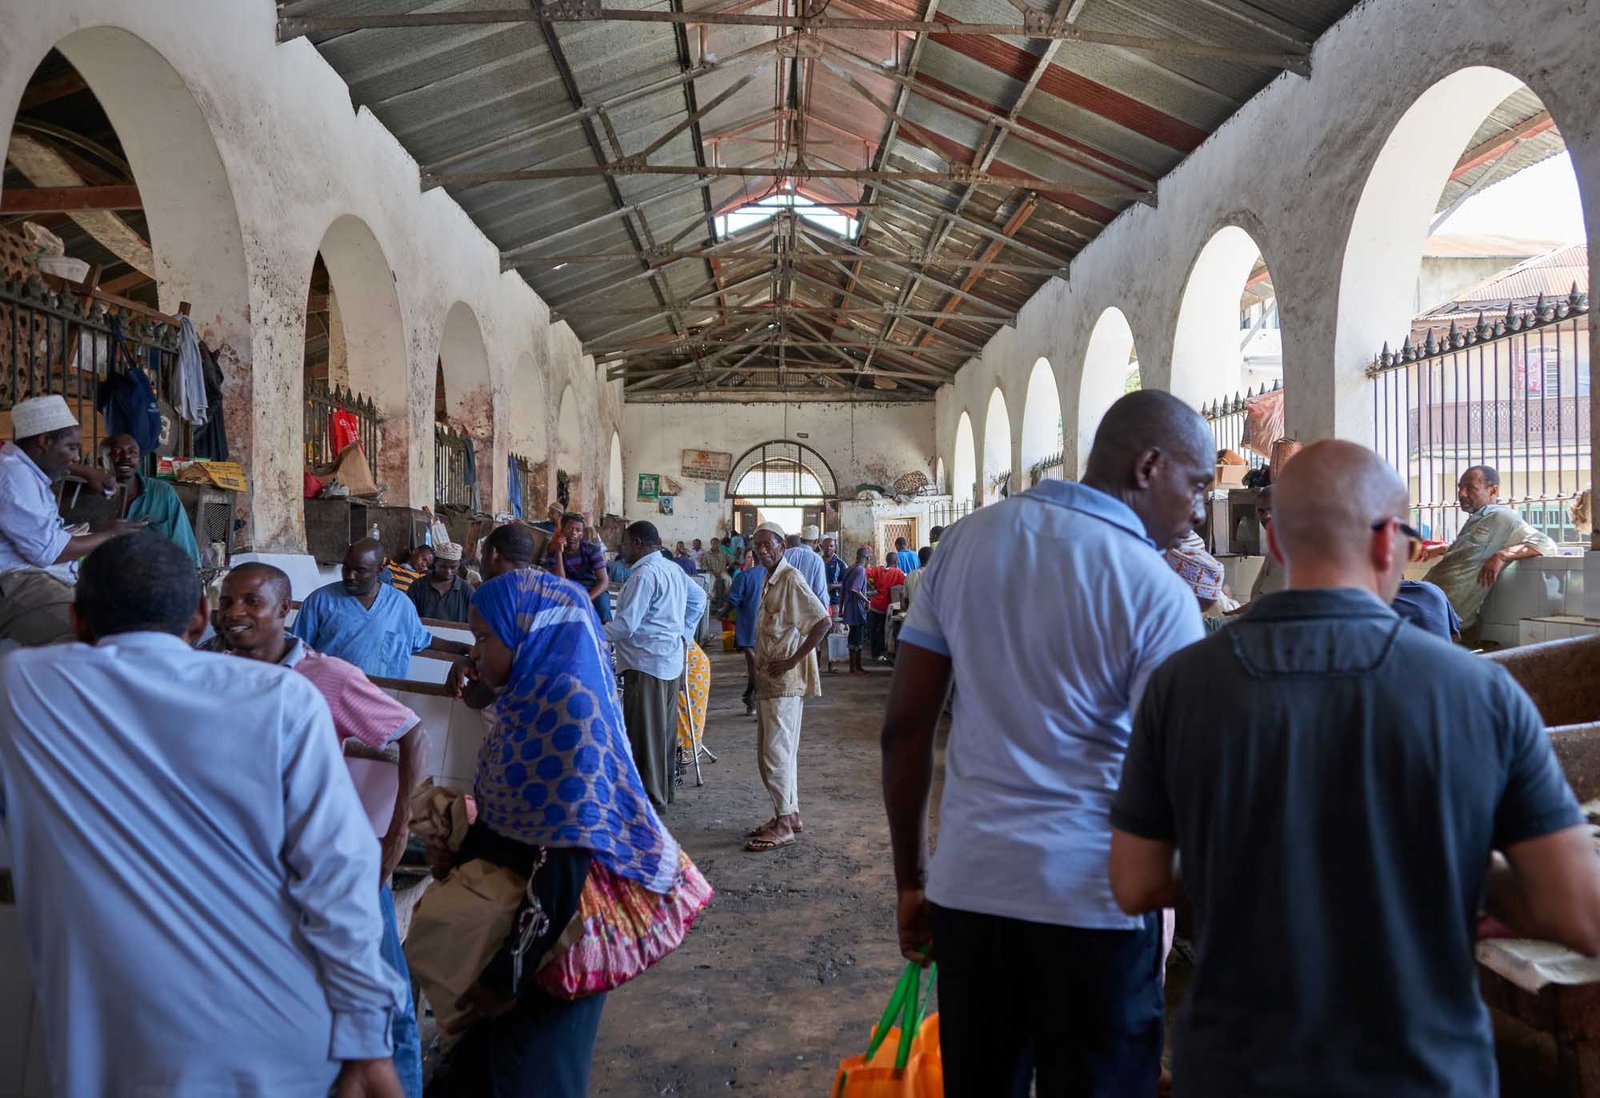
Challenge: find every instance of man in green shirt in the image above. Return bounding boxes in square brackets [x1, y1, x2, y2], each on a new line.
[1421, 464, 1557, 631]
[105, 435, 200, 565]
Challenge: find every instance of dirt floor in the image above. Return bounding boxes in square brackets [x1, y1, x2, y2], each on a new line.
[589, 650, 917, 1095]
[583, 649, 1564, 1096]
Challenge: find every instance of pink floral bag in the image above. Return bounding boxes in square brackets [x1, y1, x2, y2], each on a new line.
[536, 849, 713, 999]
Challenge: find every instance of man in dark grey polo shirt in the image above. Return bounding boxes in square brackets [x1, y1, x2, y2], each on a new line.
[1109, 439, 1600, 1096]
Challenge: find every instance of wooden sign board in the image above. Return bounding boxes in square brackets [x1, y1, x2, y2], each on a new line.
[681, 449, 732, 480]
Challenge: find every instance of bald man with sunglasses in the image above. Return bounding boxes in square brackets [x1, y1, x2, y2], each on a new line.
[1109, 440, 1600, 1096]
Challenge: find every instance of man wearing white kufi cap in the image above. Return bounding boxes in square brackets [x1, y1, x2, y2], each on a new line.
[782, 521, 829, 606]
[0, 396, 143, 645]
[744, 521, 832, 852]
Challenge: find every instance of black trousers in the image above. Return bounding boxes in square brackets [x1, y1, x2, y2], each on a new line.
[868, 609, 888, 658]
[930, 903, 1163, 1098]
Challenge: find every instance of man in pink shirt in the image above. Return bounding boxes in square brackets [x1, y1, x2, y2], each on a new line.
[207, 562, 426, 1098]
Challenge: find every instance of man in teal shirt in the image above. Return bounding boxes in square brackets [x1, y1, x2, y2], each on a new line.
[105, 435, 200, 564]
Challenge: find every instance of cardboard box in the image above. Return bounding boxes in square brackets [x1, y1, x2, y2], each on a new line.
[1214, 463, 1249, 488]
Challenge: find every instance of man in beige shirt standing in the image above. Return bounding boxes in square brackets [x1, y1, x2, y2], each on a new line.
[746, 522, 832, 853]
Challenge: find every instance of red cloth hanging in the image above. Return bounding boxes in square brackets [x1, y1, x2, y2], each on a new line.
[329, 408, 361, 454]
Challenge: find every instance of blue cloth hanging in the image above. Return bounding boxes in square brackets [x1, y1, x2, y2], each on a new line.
[97, 316, 162, 454]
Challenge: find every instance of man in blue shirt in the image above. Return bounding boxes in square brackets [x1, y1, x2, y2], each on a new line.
[1109, 440, 1600, 1096]
[882, 391, 1214, 1096]
[783, 531, 829, 606]
[293, 538, 469, 680]
[841, 547, 870, 675]
[0, 534, 405, 1095]
[605, 521, 691, 808]
[725, 555, 767, 715]
[893, 537, 919, 573]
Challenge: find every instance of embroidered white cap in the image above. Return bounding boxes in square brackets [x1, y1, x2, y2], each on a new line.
[434, 540, 463, 562]
[10, 395, 79, 440]
[755, 520, 786, 540]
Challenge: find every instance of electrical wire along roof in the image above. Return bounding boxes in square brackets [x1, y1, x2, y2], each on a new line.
[279, 0, 1363, 399]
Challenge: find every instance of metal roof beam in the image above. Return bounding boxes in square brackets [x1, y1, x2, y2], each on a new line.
[279, 11, 1311, 72]
[428, 162, 1141, 199]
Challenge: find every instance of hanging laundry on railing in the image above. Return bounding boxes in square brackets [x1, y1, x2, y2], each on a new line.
[462, 436, 480, 512]
[174, 315, 209, 427]
[507, 454, 525, 518]
[98, 315, 162, 454]
[1240, 387, 1285, 460]
[191, 343, 229, 460]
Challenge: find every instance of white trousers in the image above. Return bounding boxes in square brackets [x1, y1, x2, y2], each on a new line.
[755, 695, 804, 817]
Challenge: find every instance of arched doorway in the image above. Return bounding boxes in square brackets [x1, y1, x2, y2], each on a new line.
[952, 412, 976, 507]
[982, 387, 1013, 504]
[1078, 308, 1140, 472]
[436, 301, 491, 511]
[1341, 69, 1590, 544]
[555, 384, 581, 511]
[725, 439, 839, 538]
[1020, 357, 1065, 482]
[1171, 226, 1281, 409]
[607, 430, 623, 517]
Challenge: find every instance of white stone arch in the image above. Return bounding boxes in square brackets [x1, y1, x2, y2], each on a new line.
[1019, 356, 1064, 477]
[607, 430, 624, 517]
[436, 301, 495, 508]
[555, 383, 582, 510]
[1170, 224, 1277, 409]
[1077, 307, 1139, 471]
[982, 387, 1013, 504]
[8, 28, 261, 537]
[308, 215, 414, 503]
[952, 412, 976, 507]
[1333, 66, 1556, 438]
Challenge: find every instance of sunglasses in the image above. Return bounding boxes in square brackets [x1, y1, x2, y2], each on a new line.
[1371, 518, 1427, 563]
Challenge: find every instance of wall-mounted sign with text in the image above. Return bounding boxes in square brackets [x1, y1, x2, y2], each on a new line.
[681, 449, 733, 480]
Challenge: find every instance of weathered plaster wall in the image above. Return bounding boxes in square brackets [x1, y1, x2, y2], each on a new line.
[933, 0, 1599, 506]
[621, 401, 936, 547]
[0, 0, 623, 551]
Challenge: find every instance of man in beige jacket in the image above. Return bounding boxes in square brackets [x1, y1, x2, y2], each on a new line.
[745, 522, 832, 852]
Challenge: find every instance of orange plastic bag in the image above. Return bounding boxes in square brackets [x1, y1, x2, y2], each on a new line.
[833, 963, 943, 1097]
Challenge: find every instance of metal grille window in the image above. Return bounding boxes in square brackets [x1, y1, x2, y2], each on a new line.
[1, 279, 189, 467]
[725, 440, 838, 503]
[1370, 289, 1590, 544]
[928, 499, 974, 529]
[303, 380, 379, 476]
[1201, 380, 1280, 470]
[434, 423, 474, 510]
[510, 452, 536, 518]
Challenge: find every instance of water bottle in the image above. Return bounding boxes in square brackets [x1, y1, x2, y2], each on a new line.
[367, 522, 381, 542]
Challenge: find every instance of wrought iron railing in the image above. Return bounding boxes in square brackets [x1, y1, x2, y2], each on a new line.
[434, 423, 475, 511]
[928, 499, 975, 529]
[1201, 379, 1281, 469]
[1028, 449, 1066, 486]
[1, 276, 189, 467]
[303, 380, 379, 476]
[1370, 288, 1590, 544]
[509, 451, 536, 519]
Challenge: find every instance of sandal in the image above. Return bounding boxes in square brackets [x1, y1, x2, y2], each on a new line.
[745, 835, 795, 852]
[746, 818, 804, 836]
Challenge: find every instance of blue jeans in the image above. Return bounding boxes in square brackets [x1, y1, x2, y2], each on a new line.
[434, 990, 608, 1097]
[930, 903, 1163, 1098]
[379, 885, 423, 1098]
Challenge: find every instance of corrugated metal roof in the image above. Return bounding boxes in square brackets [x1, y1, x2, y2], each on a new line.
[270, 0, 1407, 397]
[1417, 244, 1589, 323]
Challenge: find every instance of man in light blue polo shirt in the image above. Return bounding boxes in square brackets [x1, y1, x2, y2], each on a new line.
[605, 520, 690, 808]
[292, 538, 469, 680]
[881, 390, 1214, 1097]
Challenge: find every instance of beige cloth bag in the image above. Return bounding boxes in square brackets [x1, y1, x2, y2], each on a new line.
[402, 782, 526, 1047]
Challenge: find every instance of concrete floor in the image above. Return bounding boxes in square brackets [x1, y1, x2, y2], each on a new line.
[584, 649, 1564, 1096]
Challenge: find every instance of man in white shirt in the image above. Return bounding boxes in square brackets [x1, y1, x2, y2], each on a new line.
[0, 532, 406, 1095]
[605, 520, 690, 808]
[882, 391, 1214, 1096]
[0, 395, 140, 644]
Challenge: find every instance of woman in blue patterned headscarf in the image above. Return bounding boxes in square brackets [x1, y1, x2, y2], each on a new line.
[434, 568, 682, 1096]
